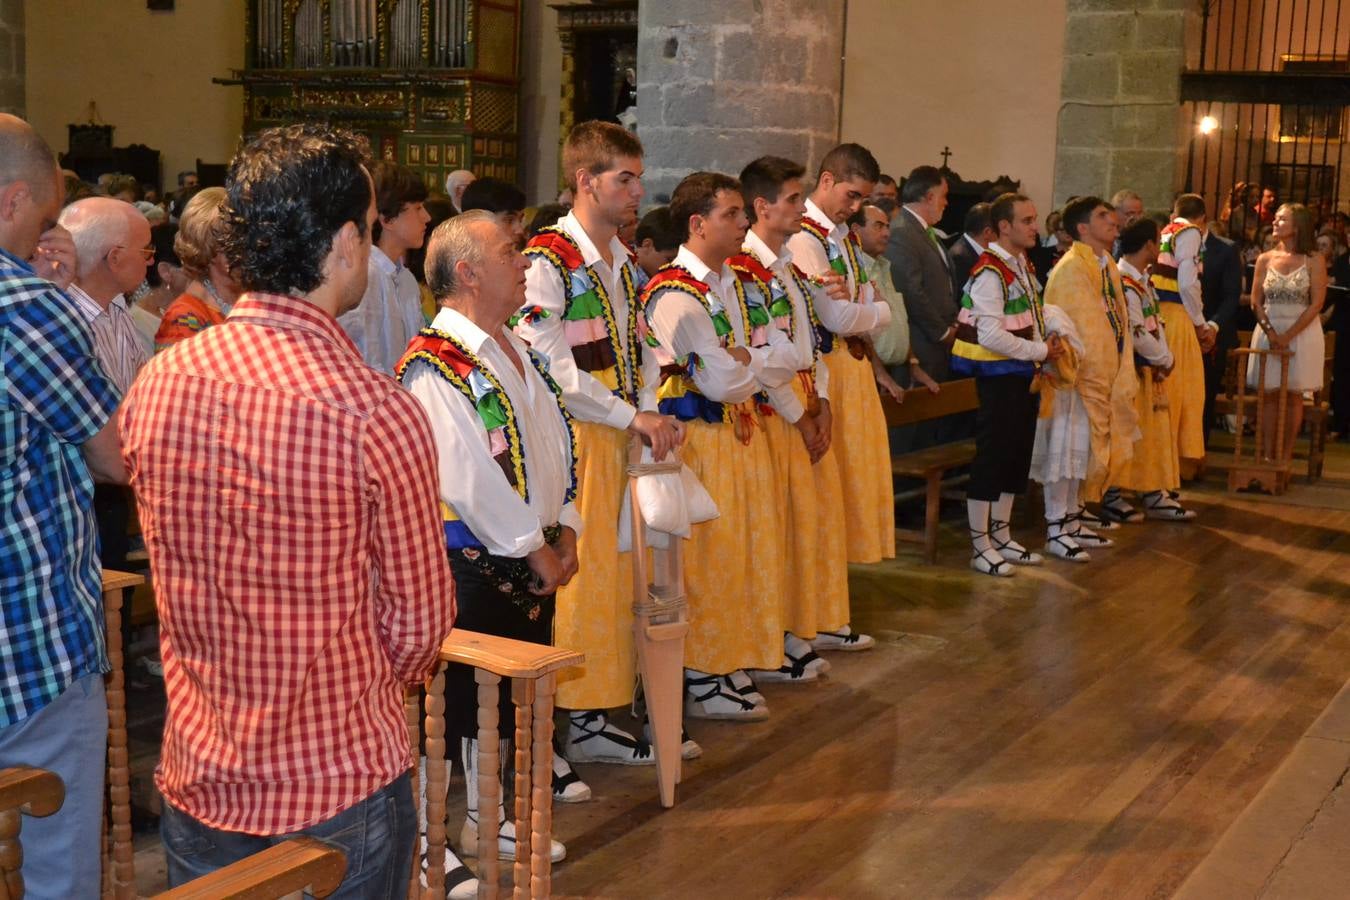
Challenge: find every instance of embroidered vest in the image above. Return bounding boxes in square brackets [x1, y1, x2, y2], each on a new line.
[395, 329, 578, 550]
[950, 251, 1045, 377]
[642, 263, 763, 437]
[1122, 271, 1163, 368]
[1150, 222, 1204, 305]
[799, 216, 871, 358]
[520, 226, 648, 403]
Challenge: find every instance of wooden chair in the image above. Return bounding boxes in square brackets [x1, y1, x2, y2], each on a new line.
[1229, 347, 1293, 494]
[0, 767, 64, 899]
[881, 378, 980, 564]
[2, 764, 346, 899]
[1220, 330, 1336, 481]
[411, 631, 582, 900]
[102, 569, 146, 900]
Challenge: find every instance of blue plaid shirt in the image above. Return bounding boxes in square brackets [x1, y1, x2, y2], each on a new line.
[1, 247, 120, 728]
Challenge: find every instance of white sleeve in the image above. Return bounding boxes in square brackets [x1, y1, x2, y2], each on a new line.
[1175, 230, 1206, 326]
[1126, 286, 1173, 368]
[786, 231, 830, 280]
[970, 269, 1048, 362]
[559, 502, 583, 537]
[516, 257, 638, 430]
[402, 362, 546, 558]
[814, 350, 830, 401]
[760, 321, 804, 421]
[810, 279, 892, 337]
[646, 291, 760, 404]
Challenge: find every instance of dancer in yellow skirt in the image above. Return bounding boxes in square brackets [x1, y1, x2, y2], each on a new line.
[785, 144, 895, 574]
[516, 122, 683, 791]
[1150, 194, 1212, 487]
[644, 172, 790, 721]
[1107, 218, 1197, 521]
[736, 155, 868, 686]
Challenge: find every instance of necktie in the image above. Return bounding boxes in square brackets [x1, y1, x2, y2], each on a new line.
[926, 225, 949, 269]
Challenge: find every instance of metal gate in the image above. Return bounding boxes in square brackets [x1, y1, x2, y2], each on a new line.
[1182, 0, 1349, 237]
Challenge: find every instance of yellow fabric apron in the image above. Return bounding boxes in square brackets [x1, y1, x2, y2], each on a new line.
[554, 421, 636, 711]
[1156, 304, 1207, 476]
[822, 346, 895, 563]
[680, 417, 786, 675]
[761, 376, 851, 638]
[1118, 367, 1180, 493]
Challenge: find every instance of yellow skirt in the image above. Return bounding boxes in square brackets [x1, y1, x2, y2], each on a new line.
[822, 347, 895, 563]
[1118, 367, 1179, 493]
[1157, 304, 1207, 474]
[681, 417, 786, 674]
[761, 379, 850, 638]
[554, 421, 636, 711]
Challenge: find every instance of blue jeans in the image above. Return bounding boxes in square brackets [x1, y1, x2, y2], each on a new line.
[0, 672, 107, 900]
[161, 771, 415, 899]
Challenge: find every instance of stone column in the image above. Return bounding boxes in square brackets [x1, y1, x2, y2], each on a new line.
[636, 0, 845, 201]
[1052, 0, 1195, 213]
[0, 0, 22, 117]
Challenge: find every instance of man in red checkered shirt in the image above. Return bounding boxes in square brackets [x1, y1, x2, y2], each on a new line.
[121, 124, 455, 898]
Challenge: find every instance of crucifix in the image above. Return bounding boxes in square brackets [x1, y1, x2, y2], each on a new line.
[940, 146, 953, 168]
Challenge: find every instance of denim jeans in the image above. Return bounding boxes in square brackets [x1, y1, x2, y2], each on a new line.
[161, 771, 415, 899]
[0, 672, 107, 900]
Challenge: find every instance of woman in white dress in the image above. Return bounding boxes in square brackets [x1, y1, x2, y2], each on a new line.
[1248, 203, 1328, 463]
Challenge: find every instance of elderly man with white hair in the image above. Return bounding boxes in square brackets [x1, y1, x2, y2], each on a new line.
[59, 197, 153, 394]
[445, 168, 476, 213]
[59, 196, 156, 677]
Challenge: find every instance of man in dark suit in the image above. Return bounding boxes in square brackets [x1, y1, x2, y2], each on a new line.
[947, 202, 994, 300]
[1201, 229, 1243, 446]
[886, 165, 956, 382]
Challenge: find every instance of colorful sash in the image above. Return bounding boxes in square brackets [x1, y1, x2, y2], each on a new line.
[1150, 221, 1204, 305]
[950, 250, 1045, 377]
[396, 328, 578, 550]
[520, 226, 649, 402]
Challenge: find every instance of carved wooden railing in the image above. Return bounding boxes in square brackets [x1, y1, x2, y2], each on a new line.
[101, 569, 145, 900]
[410, 631, 583, 900]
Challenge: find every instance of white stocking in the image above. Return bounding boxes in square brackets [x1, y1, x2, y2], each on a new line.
[991, 493, 1016, 544]
[1043, 479, 1072, 530]
[967, 499, 993, 554]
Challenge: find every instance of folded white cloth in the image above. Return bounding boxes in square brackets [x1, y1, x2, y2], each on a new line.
[617, 447, 718, 551]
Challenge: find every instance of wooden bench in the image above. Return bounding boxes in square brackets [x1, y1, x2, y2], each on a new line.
[1217, 330, 1336, 481]
[2, 767, 346, 899]
[410, 631, 583, 900]
[881, 378, 980, 564]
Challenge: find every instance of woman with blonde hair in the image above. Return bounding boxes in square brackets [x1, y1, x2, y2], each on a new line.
[1248, 202, 1327, 462]
[154, 187, 241, 351]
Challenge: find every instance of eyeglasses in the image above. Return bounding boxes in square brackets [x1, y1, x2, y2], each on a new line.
[105, 244, 156, 263]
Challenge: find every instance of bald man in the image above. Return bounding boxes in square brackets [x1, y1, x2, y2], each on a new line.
[0, 113, 126, 898]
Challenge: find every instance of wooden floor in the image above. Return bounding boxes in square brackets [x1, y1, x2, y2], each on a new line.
[127, 445, 1350, 898]
[546, 450, 1350, 899]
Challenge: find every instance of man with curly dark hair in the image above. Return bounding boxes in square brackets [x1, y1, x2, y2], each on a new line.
[120, 124, 455, 898]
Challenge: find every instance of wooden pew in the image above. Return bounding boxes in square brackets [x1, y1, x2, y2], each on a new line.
[880, 379, 980, 564]
[411, 631, 583, 900]
[2, 767, 346, 899]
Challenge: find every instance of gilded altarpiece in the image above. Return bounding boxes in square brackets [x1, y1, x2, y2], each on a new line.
[220, 0, 522, 189]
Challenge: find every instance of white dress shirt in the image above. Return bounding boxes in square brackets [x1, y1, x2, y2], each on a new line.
[967, 242, 1048, 363]
[784, 198, 892, 337]
[337, 245, 426, 375]
[403, 307, 581, 559]
[743, 229, 831, 402]
[67, 283, 149, 395]
[516, 211, 658, 430]
[1118, 258, 1173, 369]
[646, 245, 795, 407]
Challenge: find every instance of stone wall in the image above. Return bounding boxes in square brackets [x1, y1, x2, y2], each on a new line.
[1052, 0, 1194, 213]
[0, 0, 22, 117]
[636, 0, 845, 201]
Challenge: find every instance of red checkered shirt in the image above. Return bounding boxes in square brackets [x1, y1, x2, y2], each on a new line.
[121, 292, 455, 834]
